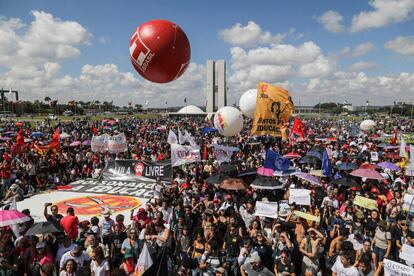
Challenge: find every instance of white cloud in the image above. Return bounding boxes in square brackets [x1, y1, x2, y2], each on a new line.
[219, 21, 285, 47]
[227, 41, 335, 102]
[342, 42, 375, 57]
[317, 10, 344, 33]
[293, 71, 414, 105]
[0, 12, 205, 107]
[348, 61, 377, 71]
[350, 0, 414, 32]
[99, 36, 110, 44]
[385, 36, 414, 56]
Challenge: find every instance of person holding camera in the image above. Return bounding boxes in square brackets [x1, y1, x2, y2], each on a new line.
[43, 203, 63, 226]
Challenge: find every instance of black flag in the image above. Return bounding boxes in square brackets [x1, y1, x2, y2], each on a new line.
[142, 247, 168, 276]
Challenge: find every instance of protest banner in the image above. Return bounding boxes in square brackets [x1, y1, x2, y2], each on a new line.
[403, 193, 414, 212]
[101, 159, 172, 182]
[107, 133, 128, 153]
[294, 211, 320, 222]
[383, 259, 414, 276]
[289, 189, 311, 205]
[354, 195, 377, 210]
[67, 179, 155, 198]
[171, 144, 201, 167]
[399, 244, 414, 263]
[251, 81, 295, 137]
[254, 201, 278, 218]
[214, 144, 239, 164]
[91, 134, 110, 153]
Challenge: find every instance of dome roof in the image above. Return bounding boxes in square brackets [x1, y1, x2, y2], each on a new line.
[177, 105, 205, 114]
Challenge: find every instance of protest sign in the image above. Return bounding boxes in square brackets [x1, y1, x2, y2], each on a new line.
[384, 259, 414, 276]
[91, 134, 110, 153]
[399, 244, 414, 263]
[171, 144, 201, 167]
[294, 211, 320, 222]
[107, 133, 128, 153]
[289, 189, 311, 205]
[254, 201, 278, 218]
[354, 195, 377, 210]
[403, 193, 414, 212]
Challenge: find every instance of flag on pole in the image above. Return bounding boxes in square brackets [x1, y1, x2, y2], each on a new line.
[184, 130, 197, 146]
[251, 81, 295, 137]
[135, 243, 153, 276]
[167, 130, 178, 145]
[9, 88, 12, 95]
[391, 128, 398, 145]
[177, 128, 186, 144]
[142, 247, 168, 276]
[322, 148, 332, 176]
[184, 97, 187, 103]
[145, 100, 149, 106]
[400, 134, 408, 159]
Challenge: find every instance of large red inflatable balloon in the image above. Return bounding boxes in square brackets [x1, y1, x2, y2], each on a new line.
[129, 19, 191, 83]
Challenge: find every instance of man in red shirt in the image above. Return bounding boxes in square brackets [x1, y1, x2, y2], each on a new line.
[60, 207, 79, 241]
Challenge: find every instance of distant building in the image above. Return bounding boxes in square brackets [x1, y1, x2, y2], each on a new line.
[206, 60, 226, 113]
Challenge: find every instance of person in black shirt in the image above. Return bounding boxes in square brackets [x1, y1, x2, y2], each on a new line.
[111, 224, 127, 268]
[254, 230, 273, 271]
[222, 226, 242, 275]
[390, 217, 404, 261]
[43, 203, 63, 227]
[274, 249, 295, 276]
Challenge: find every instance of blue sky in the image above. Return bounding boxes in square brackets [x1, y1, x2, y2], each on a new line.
[1, 0, 413, 106]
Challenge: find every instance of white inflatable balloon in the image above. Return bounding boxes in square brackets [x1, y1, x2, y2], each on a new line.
[239, 89, 257, 119]
[360, 119, 376, 131]
[214, 106, 244, 137]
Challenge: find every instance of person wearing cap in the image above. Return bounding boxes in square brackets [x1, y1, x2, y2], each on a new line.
[240, 253, 274, 276]
[372, 220, 391, 262]
[3, 182, 24, 202]
[100, 210, 115, 254]
[215, 266, 226, 276]
[222, 225, 242, 275]
[60, 207, 79, 241]
[29, 242, 54, 273]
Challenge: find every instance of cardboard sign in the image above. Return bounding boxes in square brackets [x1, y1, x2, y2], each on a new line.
[254, 201, 278, 218]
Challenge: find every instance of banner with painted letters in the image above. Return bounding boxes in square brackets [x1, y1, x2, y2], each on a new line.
[101, 160, 172, 182]
[66, 179, 155, 198]
[384, 259, 414, 276]
[107, 133, 128, 153]
[214, 144, 239, 164]
[91, 133, 127, 153]
[399, 244, 414, 264]
[251, 81, 295, 137]
[171, 144, 201, 167]
[91, 134, 110, 153]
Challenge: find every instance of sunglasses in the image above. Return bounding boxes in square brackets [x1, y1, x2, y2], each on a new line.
[130, 232, 137, 235]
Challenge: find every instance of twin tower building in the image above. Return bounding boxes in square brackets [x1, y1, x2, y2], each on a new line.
[206, 60, 227, 113]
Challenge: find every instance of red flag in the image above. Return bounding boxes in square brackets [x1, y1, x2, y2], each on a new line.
[16, 130, 25, 145]
[203, 144, 208, 160]
[391, 129, 398, 145]
[53, 128, 60, 143]
[291, 117, 306, 139]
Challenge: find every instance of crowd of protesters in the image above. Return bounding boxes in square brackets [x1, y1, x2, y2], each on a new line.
[0, 115, 413, 276]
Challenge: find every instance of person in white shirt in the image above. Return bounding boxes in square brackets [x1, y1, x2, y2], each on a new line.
[90, 246, 110, 276]
[100, 211, 115, 253]
[59, 246, 91, 273]
[56, 236, 76, 265]
[332, 251, 359, 276]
